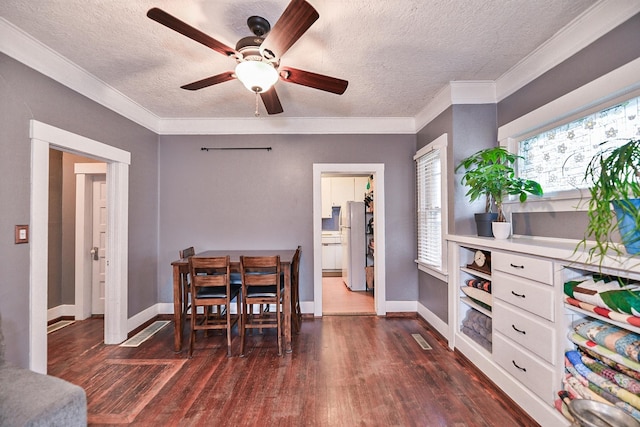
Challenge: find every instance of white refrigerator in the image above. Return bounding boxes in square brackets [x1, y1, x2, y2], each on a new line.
[340, 201, 366, 291]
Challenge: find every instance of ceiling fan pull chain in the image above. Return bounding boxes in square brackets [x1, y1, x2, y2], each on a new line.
[254, 92, 260, 117]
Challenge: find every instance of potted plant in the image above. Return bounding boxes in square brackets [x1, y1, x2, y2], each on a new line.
[456, 147, 543, 238]
[580, 138, 640, 261]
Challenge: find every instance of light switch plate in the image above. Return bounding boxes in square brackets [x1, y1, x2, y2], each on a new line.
[15, 225, 28, 244]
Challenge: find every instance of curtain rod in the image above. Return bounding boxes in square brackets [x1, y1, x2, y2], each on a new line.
[200, 147, 272, 152]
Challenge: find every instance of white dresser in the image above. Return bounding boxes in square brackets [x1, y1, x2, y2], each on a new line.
[446, 234, 640, 427]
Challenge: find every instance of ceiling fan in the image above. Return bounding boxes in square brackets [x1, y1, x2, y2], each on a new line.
[147, 0, 348, 115]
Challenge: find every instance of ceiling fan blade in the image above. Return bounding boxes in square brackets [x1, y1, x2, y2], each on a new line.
[279, 67, 348, 95]
[181, 72, 236, 90]
[259, 0, 319, 60]
[260, 88, 284, 115]
[147, 8, 236, 57]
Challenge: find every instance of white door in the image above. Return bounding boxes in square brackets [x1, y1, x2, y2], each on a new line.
[91, 177, 107, 315]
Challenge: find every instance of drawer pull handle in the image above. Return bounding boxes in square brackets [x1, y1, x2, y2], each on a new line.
[512, 360, 527, 372]
[511, 324, 526, 335]
[510, 263, 525, 269]
[511, 291, 526, 298]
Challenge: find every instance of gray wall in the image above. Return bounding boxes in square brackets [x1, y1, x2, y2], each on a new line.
[157, 134, 418, 306]
[0, 53, 159, 367]
[497, 12, 640, 240]
[499, 13, 640, 127]
[416, 104, 497, 322]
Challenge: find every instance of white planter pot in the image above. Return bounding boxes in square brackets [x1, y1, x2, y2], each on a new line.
[492, 222, 511, 240]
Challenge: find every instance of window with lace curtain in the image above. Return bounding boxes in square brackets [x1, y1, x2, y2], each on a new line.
[415, 134, 448, 280]
[517, 95, 640, 195]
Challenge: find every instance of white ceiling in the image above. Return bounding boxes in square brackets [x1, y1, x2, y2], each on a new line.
[0, 0, 604, 124]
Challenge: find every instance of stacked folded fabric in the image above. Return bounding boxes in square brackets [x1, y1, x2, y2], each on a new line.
[461, 309, 492, 352]
[461, 278, 492, 311]
[556, 319, 640, 422]
[564, 275, 640, 326]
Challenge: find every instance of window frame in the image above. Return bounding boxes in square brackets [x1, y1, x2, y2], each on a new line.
[414, 133, 448, 282]
[497, 59, 640, 220]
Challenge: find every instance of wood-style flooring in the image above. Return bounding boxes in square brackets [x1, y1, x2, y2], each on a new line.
[322, 276, 374, 315]
[48, 315, 539, 426]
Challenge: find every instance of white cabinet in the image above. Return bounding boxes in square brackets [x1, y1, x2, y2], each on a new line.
[322, 235, 342, 271]
[321, 177, 332, 218]
[447, 237, 568, 427]
[321, 177, 369, 218]
[331, 177, 355, 210]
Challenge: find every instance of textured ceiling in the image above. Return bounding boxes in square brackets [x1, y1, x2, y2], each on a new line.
[0, 0, 598, 119]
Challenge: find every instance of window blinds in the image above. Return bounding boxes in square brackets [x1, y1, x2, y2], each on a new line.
[416, 147, 442, 269]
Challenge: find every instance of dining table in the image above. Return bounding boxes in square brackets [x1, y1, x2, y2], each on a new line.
[170, 249, 296, 354]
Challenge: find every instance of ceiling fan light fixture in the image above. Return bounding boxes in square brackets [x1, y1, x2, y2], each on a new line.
[235, 60, 279, 93]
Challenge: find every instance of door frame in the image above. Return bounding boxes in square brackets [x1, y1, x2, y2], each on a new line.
[30, 120, 130, 373]
[313, 163, 386, 317]
[74, 163, 106, 320]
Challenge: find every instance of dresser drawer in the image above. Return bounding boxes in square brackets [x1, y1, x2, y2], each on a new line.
[492, 271, 554, 321]
[493, 300, 556, 364]
[492, 251, 553, 285]
[493, 333, 556, 404]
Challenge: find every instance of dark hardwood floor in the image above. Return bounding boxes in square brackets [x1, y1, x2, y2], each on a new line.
[48, 315, 539, 426]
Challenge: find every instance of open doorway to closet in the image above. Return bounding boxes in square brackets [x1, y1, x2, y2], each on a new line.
[312, 164, 386, 318]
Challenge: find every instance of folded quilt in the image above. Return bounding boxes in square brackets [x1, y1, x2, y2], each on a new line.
[565, 276, 640, 316]
[580, 351, 640, 394]
[566, 351, 640, 412]
[569, 332, 640, 373]
[461, 326, 492, 352]
[578, 346, 640, 382]
[565, 296, 640, 328]
[574, 320, 640, 362]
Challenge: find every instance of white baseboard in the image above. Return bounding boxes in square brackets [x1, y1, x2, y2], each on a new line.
[417, 302, 450, 342]
[47, 304, 76, 321]
[127, 304, 163, 332]
[385, 300, 417, 313]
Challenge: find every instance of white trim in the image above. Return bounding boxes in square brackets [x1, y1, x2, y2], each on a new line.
[47, 305, 75, 322]
[74, 163, 107, 320]
[498, 58, 640, 141]
[415, 133, 449, 277]
[158, 117, 416, 135]
[415, 82, 496, 132]
[29, 120, 130, 372]
[496, 0, 640, 101]
[0, 19, 160, 132]
[416, 263, 448, 283]
[385, 301, 417, 313]
[126, 304, 161, 333]
[313, 164, 386, 317]
[29, 138, 49, 374]
[417, 302, 450, 343]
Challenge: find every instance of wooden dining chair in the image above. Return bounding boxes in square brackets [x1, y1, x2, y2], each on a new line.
[179, 246, 196, 319]
[239, 255, 283, 356]
[291, 246, 302, 334]
[188, 255, 240, 357]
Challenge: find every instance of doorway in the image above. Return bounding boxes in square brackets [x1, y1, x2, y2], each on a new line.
[30, 120, 130, 373]
[320, 173, 374, 315]
[313, 164, 386, 317]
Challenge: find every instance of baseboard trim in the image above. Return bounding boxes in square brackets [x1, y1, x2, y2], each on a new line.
[417, 302, 450, 343]
[47, 304, 76, 322]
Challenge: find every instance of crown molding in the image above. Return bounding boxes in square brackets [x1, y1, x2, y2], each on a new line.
[2, 0, 638, 136]
[0, 18, 161, 132]
[157, 116, 416, 135]
[0, 18, 414, 135]
[495, 0, 640, 101]
[414, 81, 496, 132]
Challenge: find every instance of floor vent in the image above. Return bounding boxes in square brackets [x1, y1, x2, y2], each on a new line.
[411, 333, 432, 350]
